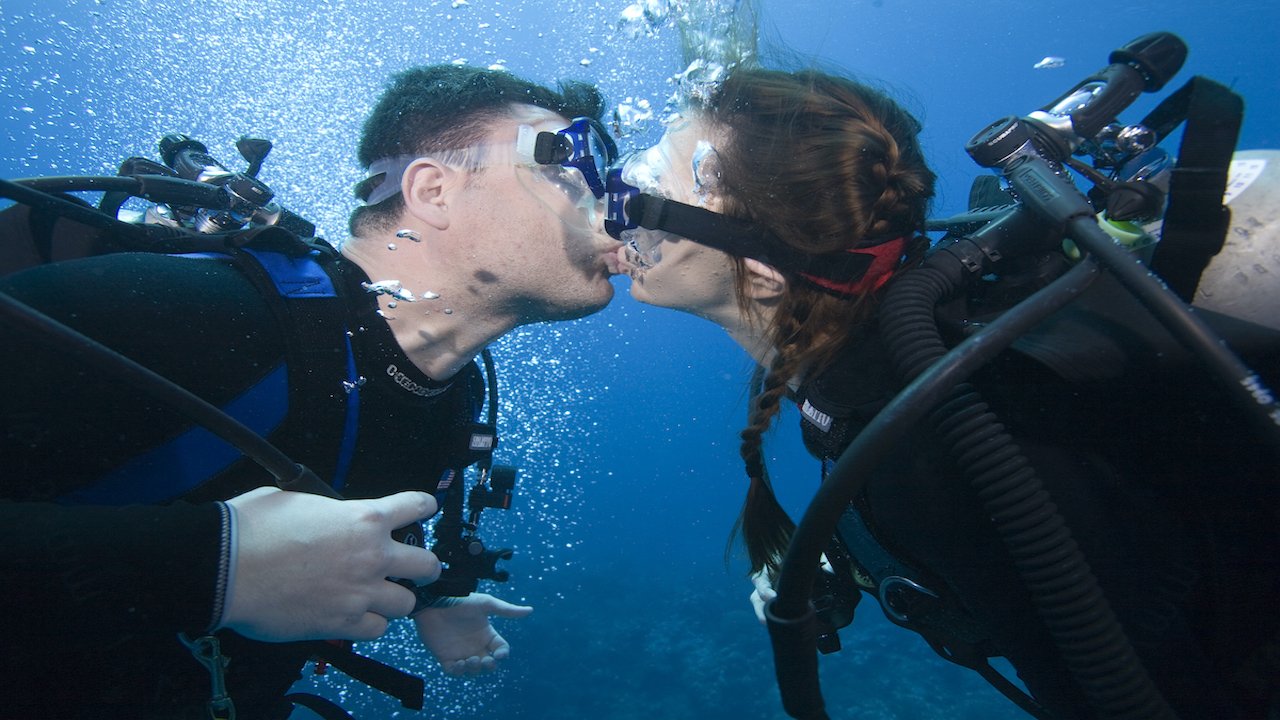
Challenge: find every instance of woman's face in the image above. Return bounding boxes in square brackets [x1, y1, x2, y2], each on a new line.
[612, 116, 743, 323]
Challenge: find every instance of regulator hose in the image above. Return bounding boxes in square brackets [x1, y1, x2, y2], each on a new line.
[877, 255, 1176, 720]
[770, 256, 1099, 719]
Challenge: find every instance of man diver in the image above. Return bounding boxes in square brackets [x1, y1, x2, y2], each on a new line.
[0, 65, 622, 718]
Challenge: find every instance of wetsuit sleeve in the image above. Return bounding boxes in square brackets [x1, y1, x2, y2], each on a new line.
[0, 253, 282, 640]
[0, 500, 227, 639]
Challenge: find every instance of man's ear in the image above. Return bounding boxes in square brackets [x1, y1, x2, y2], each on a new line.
[742, 258, 787, 301]
[401, 158, 454, 231]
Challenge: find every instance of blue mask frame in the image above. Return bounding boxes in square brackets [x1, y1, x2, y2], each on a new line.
[532, 117, 618, 198]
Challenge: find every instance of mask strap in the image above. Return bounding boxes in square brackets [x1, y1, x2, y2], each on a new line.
[630, 194, 906, 296]
[355, 155, 422, 206]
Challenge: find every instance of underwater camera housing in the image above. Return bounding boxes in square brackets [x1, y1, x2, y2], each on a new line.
[766, 30, 1280, 720]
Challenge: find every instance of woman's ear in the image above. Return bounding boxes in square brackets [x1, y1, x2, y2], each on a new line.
[401, 159, 453, 231]
[742, 258, 787, 301]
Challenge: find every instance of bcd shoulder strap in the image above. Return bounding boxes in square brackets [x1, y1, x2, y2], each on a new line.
[227, 231, 361, 492]
[58, 229, 360, 505]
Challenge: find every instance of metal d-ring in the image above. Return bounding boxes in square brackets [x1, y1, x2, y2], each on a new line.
[878, 575, 940, 625]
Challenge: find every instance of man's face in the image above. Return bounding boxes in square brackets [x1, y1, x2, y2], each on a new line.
[450, 107, 623, 324]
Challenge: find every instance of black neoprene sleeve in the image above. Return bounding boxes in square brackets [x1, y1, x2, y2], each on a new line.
[0, 253, 281, 643]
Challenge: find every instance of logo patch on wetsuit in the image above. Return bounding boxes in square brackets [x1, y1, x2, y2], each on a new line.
[800, 398, 833, 433]
[385, 363, 448, 398]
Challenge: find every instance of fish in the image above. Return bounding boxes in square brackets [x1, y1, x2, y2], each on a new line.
[1034, 56, 1066, 70]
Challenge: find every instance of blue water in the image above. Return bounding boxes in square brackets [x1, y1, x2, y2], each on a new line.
[4, 0, 1278, 717]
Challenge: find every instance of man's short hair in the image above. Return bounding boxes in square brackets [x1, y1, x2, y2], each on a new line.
[348, 65, 606, 237]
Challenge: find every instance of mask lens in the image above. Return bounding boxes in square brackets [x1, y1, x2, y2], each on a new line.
[619, 145, 676, 198]
[606, 159, 672, 267]
[690, 140, 722, 198]
[548, 117, 617, 199]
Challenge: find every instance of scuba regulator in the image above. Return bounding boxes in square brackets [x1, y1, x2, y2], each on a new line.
[110, 132, 317, 239]
[765, 31, 1280, 720]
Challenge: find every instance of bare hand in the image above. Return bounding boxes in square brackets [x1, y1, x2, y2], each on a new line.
[414, 593, 533, 675]
[222, 487, 441, 642]
[749, 570, 776, 625]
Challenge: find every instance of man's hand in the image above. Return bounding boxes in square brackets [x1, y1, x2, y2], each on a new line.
[222, 487, 441, 642]
[414, 593, 533, 676]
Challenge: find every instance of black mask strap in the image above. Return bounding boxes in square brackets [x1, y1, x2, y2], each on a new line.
[628, 194, 874, 282]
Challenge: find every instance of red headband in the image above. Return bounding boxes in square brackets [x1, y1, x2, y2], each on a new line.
[798, 236, 907, 297]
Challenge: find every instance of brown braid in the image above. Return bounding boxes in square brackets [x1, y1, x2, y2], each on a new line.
[730, 341, 802, 576]
[695, 67, 937, 577]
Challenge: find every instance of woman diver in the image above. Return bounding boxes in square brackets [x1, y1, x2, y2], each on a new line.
[607, 65, 1279, 719]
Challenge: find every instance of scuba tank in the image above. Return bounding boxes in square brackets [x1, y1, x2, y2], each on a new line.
[1192, 149, 1280, 330]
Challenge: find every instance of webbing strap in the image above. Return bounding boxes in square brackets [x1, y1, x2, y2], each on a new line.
[241, 247, 337, 298]
[238, 246, 359, 491]
[283, 693, 355, 720]
[302, 641, 426, 710]
[1146, 77, 1244, 301]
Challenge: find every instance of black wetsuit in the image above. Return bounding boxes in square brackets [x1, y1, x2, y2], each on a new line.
[0, 248, 485, 718]
[797, 274, 1280, 719]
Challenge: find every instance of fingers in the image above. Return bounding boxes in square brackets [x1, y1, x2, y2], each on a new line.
[750, 590, 768, 625]
[750, 570, 773, 595]
[345, 612, 391, 642]
[478, 594, 533, 619]
[443, 654, 499, 676]
[221, 487, 447, 643]
[366, 579, 420, 620]
[488, 633, 511, 660]
[383, 541, 442, 585]
[363, 490, 438, 529]
[749, 570, 776, 626]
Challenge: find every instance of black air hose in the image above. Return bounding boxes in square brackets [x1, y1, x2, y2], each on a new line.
[878, 260, 1175, 720]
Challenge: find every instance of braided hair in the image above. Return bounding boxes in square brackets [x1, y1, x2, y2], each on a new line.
[698, 68, 936, 577]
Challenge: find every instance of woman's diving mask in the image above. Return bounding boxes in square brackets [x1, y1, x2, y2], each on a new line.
[606, 134, 722, 268]
[606, 131, 901, 295]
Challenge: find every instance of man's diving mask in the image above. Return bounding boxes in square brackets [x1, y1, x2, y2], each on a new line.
[355, 117, 618, 207]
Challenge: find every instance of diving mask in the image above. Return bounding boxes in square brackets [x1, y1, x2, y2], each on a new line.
[606, 136, 906, 296]
[606, 137, 722, 268]
[355, 117, 618, 207]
